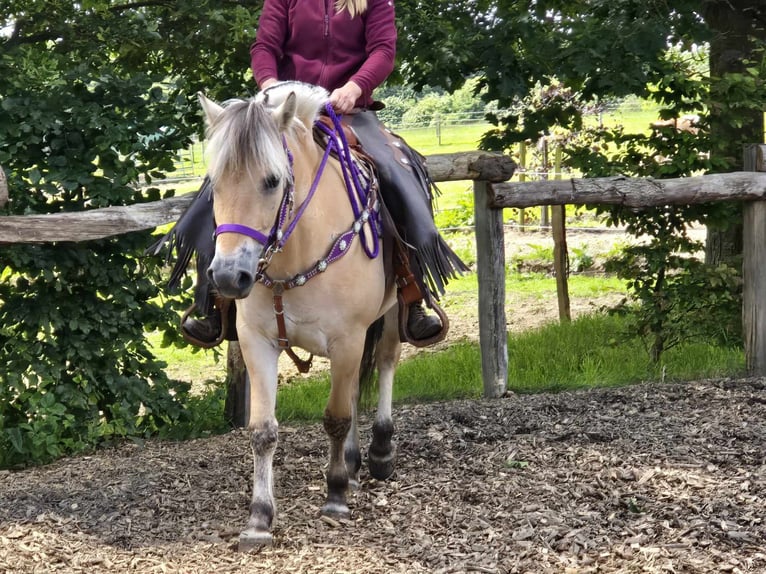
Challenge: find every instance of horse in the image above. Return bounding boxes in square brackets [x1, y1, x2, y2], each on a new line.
[198, 82, 401, 550]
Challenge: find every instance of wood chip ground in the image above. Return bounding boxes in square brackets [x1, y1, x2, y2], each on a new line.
[1, 377, 765, 573]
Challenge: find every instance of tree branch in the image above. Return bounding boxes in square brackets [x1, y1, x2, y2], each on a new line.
[107, 0, 178, 13]
[3, 16, 62, 49]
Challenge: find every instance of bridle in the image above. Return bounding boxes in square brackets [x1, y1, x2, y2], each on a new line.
[213, 103, 380, 370]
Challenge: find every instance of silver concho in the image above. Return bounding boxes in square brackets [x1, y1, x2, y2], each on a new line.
[353, 221, 362, 233]
[295, 275, 306, 286]
[339, 239, 348, 251]
[318, 260, 328, 272]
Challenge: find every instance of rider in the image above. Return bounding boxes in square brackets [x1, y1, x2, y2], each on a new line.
[173, 0, 465, 346]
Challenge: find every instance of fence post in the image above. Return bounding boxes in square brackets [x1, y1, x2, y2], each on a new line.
[539, 138, 549, 227]
[743, 144, 766, 375]
[473, 179, 508, 398]
[518, 142, 526, 231]
[551, 146, 570, 321]
[224, 341, 249, 428]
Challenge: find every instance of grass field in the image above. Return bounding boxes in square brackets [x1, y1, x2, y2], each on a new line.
[249, 312, 745, 423]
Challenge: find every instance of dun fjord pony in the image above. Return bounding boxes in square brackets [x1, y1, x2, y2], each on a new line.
[199, 83, 401, 550]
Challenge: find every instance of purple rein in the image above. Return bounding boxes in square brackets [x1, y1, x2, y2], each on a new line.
[214, 102, 379, 287]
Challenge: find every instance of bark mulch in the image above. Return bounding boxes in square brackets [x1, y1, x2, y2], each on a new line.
[1, 377, 764, 573]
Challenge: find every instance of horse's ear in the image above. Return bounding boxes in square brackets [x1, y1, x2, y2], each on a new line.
[198, 92, 224, 124]
[274, 92, 297, 131]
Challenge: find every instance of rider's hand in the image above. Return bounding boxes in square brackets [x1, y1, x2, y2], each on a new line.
[329, 81, 362, 114]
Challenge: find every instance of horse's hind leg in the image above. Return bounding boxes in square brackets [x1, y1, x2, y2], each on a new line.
[369, 307, 401, 480]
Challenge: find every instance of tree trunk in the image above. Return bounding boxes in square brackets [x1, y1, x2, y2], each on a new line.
[703, 2, 766, 265]
[0, 165, 7, 208]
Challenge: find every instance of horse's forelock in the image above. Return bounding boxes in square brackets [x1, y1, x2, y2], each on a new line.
[207, 99, 290, 186]
[259, 82, 329, 130]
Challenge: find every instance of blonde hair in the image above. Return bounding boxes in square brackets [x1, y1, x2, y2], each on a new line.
[336, 0, 368, 18]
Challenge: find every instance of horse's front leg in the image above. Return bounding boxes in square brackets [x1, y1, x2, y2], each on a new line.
[322, 341, 364, 518]
[238, 337, 281, 551]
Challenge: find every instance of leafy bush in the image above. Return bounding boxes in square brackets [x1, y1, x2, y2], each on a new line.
[509, 244, 553, 273]
[0, 1, 258, 467]
[570, 246, 594, 272]
[0, 236, 193, 468]
[435, 196, 474, 229]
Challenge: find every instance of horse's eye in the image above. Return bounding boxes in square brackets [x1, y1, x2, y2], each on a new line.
[263, 174, 281, 190]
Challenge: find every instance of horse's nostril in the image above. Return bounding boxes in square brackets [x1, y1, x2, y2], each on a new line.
[237, 272, 254, 292]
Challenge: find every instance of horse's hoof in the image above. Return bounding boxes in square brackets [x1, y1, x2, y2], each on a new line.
[368, 450, 396, 481]
[348, 476, 360, 491]
[238, 528, 273, 551]
[320, 501, 350, 519]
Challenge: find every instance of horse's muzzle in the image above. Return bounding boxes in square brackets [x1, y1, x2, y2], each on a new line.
[207, 248, 260, 299]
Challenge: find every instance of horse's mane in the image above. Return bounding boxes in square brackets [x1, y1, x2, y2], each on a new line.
[206, 82, 329, 185]
[257, 81, 330, 130]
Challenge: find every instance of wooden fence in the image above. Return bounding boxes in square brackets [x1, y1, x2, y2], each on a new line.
[5, 146, 766, 402]
[0, 152, 513, 242]
[475, 144, 766, 397]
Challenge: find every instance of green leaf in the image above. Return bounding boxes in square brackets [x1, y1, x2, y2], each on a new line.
[6, 428, 26, 454]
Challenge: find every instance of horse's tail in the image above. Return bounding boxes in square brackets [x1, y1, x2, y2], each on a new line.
[359, 316, 384, 407]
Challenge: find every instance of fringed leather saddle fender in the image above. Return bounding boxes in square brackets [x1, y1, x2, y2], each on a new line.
[322, 111, 464, 346]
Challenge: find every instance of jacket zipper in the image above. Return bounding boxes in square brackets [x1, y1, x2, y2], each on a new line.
[324, 0, 330, 37]
[319, 0, 331, 87]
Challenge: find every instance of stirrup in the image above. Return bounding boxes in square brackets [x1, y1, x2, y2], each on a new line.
[397, 294, 449, 348]
[180, 299, 232, 349]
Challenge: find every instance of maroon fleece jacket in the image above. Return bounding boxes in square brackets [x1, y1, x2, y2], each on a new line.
[250, 0, 396, 108]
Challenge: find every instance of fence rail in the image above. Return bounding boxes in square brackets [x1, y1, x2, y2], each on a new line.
[0, 151, 512, 244]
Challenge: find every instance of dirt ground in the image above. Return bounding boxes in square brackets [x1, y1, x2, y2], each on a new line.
[4, 228, 762, 574]
[1, 378, 764, 573]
